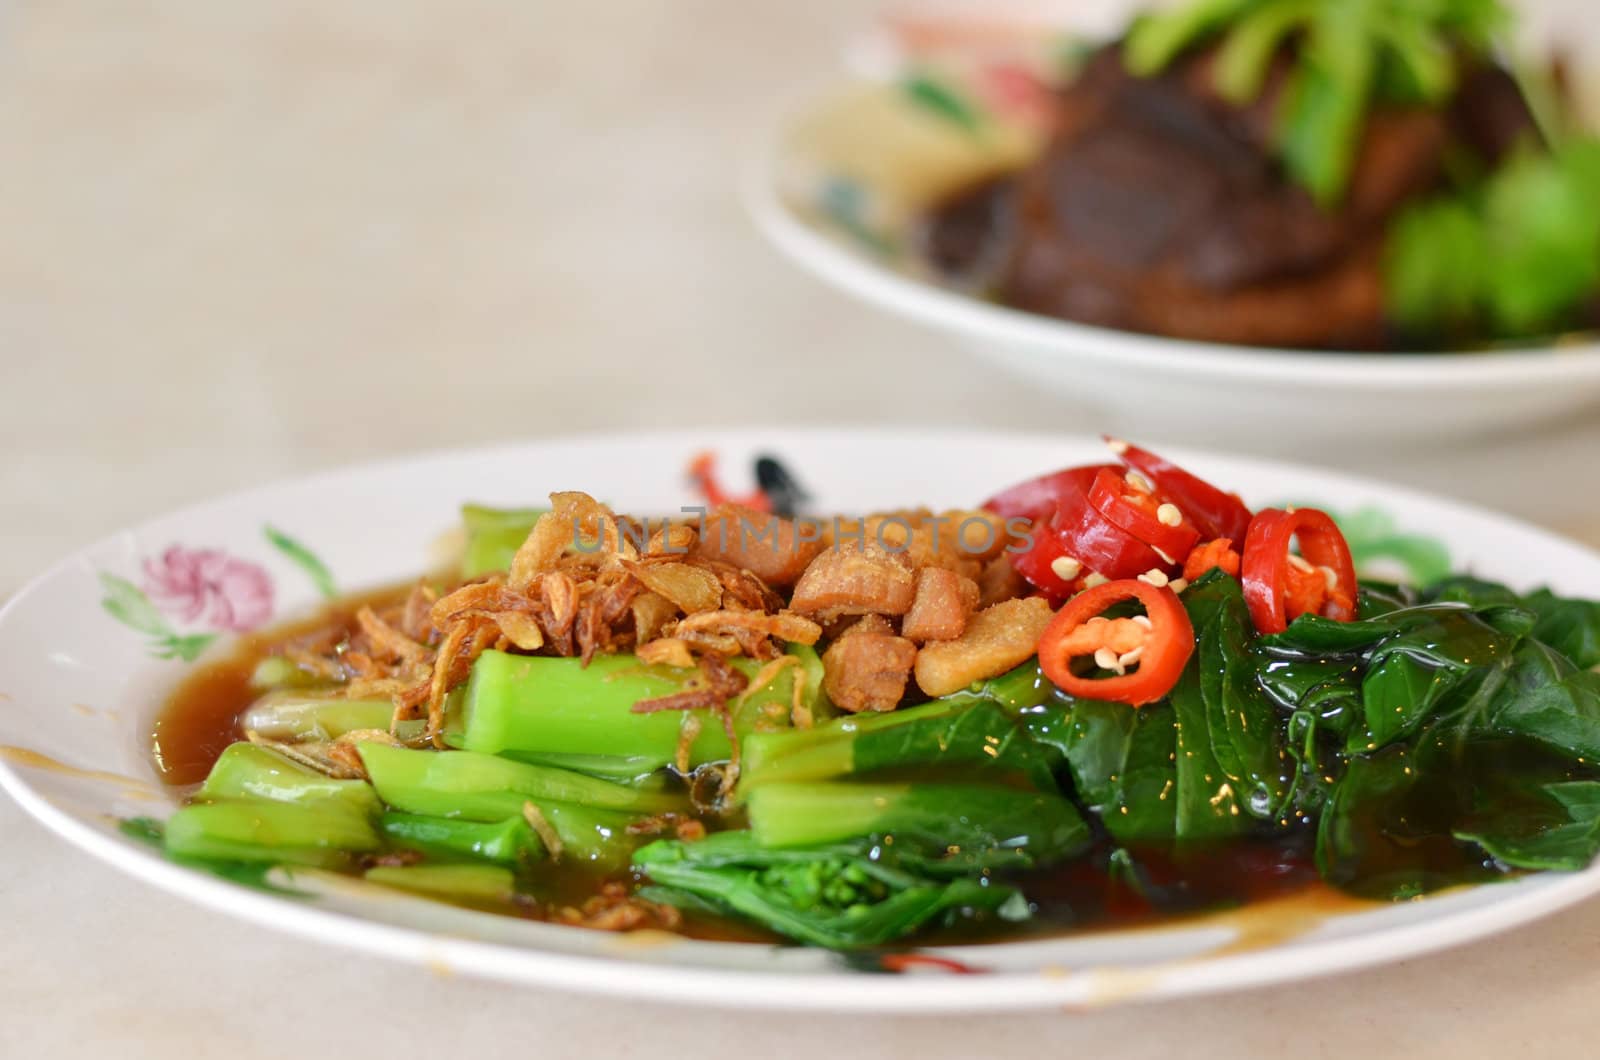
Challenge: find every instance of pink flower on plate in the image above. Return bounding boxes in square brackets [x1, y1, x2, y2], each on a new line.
[142, 546, 274, 632]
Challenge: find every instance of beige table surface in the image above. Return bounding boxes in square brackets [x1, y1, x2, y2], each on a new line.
[4, 1, 1600, 1056]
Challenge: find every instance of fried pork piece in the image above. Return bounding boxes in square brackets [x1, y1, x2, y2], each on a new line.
[901, 567, 980, 643]
[693, 504, 825, 589]
[833, 509, 1010, 580]
[914, 597, 1054, 697]
[789, 543, 917, 621]
[831, 613, 896, 639]
[976, 553, 1028, 608]
[821, 616, 918, 714]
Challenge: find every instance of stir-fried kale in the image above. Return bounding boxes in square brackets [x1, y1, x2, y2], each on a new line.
[1037, 571, 1279, 844]
[634, 668, 1090, 948]
[458, 648, 829, 772]
[634, 832, 1028, 950]
[741, 663, 1061, 791]
[1417, 574, 1600, 670]
[154, 544, 1600, 948]
[1031, 569, 1600, 900]
[742, 781, 1090, 866]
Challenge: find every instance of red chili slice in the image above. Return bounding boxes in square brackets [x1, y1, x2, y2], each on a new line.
[1037, 579, 1195, 706]
[1087, 467, 1202, 563]
[877, 953, 979, 975]
[981, 463, 1120, 522]
[1110, 439, 1253, 545]
[1240, 507, 1358, 635]
[1009, 479, 1175, 600]
[687, 452, 772, 513]
[1007, 517, 1084, 599]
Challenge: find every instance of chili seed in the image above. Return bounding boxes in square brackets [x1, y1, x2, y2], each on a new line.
[1094, 647, 1124, 674]
[1050, 556, 1082, 581]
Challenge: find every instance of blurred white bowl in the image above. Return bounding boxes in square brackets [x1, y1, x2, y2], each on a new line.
[746, 61, 1600, 448]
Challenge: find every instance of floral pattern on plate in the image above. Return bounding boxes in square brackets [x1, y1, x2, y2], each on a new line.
[99, 526, 335, 661]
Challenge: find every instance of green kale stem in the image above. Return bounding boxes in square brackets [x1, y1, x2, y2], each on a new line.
[164, 799, 380, 867]
[357, 743, 669, 869]
[247, 655, 325, 691]
[364, 864, 519, 903]
[457, 647, 828, 770]
[241, 692, 411, 742]
[739, 660, 1058, 791]
[357, 743, 680, 815]
[460, 504, 547, 577]
[744, 781, 1090, 867]
[198, 742, 381, 817]
[739, 701, 957, 789]
[378, 812, 545, 867]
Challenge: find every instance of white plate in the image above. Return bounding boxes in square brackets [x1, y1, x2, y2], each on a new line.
[4, 428, 1600, 1012]
[744, 29, 1600, 448]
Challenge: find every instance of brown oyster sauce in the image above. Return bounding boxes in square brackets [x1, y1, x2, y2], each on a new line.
[151, 583, 417, 786]
[150, 592, 1378, 954]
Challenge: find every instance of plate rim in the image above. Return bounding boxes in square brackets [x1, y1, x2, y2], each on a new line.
[9, 762, 1600, 1013]
[7, 426, 1600, 1011]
